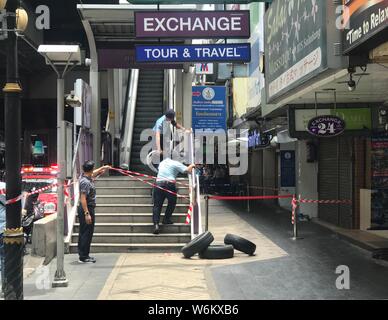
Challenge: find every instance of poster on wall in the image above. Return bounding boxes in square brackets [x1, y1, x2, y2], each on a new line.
[371, 134, 388, 229]
[192, 86, 227, 132]
[280, 151, 296, 188]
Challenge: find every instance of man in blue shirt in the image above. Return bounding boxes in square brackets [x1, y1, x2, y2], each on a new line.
[0, 181, 6, 295]
[153, 109, 187, 154]
[152, 158, 195, 234]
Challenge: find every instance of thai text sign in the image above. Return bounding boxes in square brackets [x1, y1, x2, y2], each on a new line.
[135, 11, 250, 38]
[264, 0, 327, 102]
[135, 44, 251, 63]
[192, 86, 227, 132]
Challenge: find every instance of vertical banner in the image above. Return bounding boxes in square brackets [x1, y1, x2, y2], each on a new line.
[280, 151, 296, 188]
[192, 86, 227, 132]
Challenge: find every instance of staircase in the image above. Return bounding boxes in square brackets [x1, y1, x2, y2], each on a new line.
[130, 69, 165, 174]
[69, 173, 191, 253]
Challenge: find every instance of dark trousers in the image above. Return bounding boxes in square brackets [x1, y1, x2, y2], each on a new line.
[77, 206, 95, 259]
[152, 183, 177, 225]
[0, 234, 4, 293]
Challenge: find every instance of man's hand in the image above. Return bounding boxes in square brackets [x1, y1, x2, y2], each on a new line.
[85, 213, 92, 225]
[103, 165, 111, 171]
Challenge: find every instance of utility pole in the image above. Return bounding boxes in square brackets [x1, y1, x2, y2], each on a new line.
[3, 0, 24, 300]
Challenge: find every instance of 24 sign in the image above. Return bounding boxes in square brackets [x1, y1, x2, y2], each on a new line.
[307, 115, 346, 137]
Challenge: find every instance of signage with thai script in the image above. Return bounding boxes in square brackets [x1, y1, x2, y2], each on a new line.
[343, 0, 388, 53]
[135, 11, 250, 38]
[135, 44, 251, 63]
[192, 86, 227, 132]
[264, 0, 327, 102]
[307, 115, 346, 138]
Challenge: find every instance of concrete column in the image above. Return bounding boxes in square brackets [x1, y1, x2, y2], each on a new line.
[182, 69, 194, 129]
[90, 69, 101, 167]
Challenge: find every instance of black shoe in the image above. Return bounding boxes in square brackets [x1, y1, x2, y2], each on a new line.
[87, 256, 96, 263]
[78, 257, 96, 263]
[153, 224, 160, 235]
[162, 219, 174, 225]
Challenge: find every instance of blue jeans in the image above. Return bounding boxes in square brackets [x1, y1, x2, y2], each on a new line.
[0, 233, 4, 292]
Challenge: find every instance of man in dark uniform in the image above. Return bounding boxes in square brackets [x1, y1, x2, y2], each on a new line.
[78, 161, 111, 263]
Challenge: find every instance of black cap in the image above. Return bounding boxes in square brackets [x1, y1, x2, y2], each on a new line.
[165, 109, 176, 120]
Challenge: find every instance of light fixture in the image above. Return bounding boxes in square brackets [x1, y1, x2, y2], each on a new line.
[38, 45, 82, 66]
[0, 0, 7, 10]
[16, 7, 28, 32]
[65, 91, 82, 108]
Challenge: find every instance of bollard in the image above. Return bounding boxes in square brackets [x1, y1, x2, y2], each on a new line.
[291, 195, 303, 240]
[204, 195, 209, 232]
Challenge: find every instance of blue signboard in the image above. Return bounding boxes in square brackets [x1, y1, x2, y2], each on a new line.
[280, 151, 296, 188]
[136, 44, 251, 63]
[192, 86, 227, 132]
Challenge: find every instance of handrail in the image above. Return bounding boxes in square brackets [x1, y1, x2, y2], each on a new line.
[120, 69, 139, 167]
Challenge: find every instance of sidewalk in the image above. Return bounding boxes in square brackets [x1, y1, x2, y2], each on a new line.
[20, 200, 388, 300]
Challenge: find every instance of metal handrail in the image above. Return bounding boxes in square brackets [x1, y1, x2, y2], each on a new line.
[120, 69, 139, 167]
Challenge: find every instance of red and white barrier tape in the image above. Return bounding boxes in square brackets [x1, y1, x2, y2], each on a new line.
[208, 195, 294, 201]
[112, 167, 190, 201]
[299, 198, 352, 205]
[185, 204, 193, 225]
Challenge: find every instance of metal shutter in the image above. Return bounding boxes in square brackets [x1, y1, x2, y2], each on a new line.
[318, 137, 353, 228]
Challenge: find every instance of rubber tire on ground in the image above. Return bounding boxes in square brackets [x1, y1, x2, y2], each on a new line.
[199, 245, 234, 260]
[224, 234, 256, 256]
[181, 231, 214, 258]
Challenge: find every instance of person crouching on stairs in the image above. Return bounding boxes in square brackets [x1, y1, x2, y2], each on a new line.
[78, 161, 111, 263]
[152, 158, 195, 235]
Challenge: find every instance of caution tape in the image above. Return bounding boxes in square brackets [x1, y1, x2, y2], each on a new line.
[185, 204, 193, 225]
[208, 195, 294, 201]
[299, 198, 352, 204]
[112, 167, 190, 201]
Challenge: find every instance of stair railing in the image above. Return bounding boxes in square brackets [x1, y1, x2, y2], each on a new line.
[120, 69, 139, 167]
[188, 131, 202, 239]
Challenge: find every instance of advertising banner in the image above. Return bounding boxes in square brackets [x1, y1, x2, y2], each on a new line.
[192, 86, 227, 132]
[135, 44, 251, 63]
[195, 63, 214, 75]
[264, 0, 327, 102]
[343, 0, 388, 53]
[135, 11, 250, 38]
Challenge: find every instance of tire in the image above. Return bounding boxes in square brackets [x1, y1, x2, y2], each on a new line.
[224, 234, 256, 256]
[199, 245, 234, 260]
[181, 231, 214, 258]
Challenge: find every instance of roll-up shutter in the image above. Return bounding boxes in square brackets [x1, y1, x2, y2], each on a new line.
[318, 137, 353, 228]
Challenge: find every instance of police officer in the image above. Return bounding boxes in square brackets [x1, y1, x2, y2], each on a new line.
[153, 109, 187, 154]
[78, 161, 111, 263]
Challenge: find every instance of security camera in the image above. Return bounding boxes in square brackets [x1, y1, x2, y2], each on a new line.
[348, 79, 356, 92]
[65, 91, 82, 108]
[85, 58, 92, 67]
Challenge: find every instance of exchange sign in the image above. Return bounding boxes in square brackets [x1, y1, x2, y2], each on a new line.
[135, 44, 251, 63]
[307, 115, 346, 138]
[135, 11, 250, 38]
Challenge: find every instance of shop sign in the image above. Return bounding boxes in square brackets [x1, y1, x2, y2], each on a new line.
[195, 63, 214, 75]
[307, 115, 346, 137]
[264, 0, 327, 102]
[135, 44, 251, 63]
[280, 151, 296, 188]
[135, 11, 250, 38]
[343, 0, 388, 53]
[192, 86, 227, 132]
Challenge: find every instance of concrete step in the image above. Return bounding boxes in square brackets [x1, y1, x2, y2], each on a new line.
[95, 179, 189, 188]
[73, 222, 190, 233]
[95, 187, 192, 196]
[96, 195, 188, 205]
[68, 243, 184, 253]
[95, 204, 189, 213]
[87, 213, 187, 223]
[72, 233, 191, 244]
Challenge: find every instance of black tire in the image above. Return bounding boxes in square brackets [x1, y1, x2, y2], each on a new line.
[181, 231, 214, 258]
[199, 245, 234, 260]
[224, 234, 256, 256]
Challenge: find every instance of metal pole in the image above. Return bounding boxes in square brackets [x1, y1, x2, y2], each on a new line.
[204, 195, 209, 232]
[3, 0, 24, 300]
[292, 142, 303, 240]
[247, 184, 250, 212]
[52, 78, 68, 287]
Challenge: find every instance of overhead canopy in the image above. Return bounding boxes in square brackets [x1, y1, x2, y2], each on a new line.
[127, 0, 271, 3]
